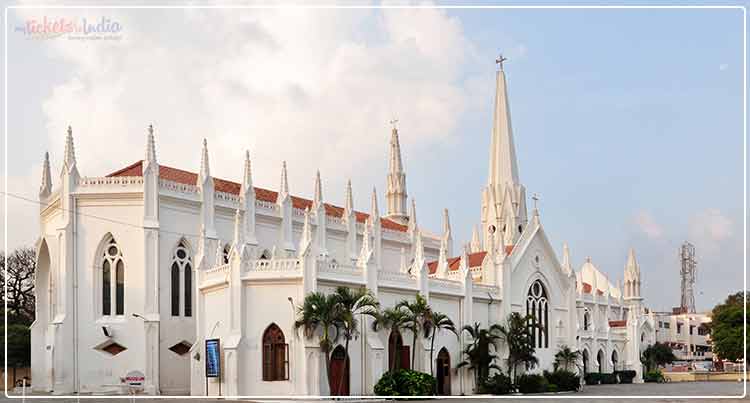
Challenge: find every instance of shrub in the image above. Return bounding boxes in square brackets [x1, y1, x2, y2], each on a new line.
[543, 370, 580, 391]
[516, 373, 548, 394]
[546, 384, 558, 393]
[643, 369, 664, 383]
[478, 372, 513, 395]
[615, 370, 636, 384]
[374, 370, 436, 396]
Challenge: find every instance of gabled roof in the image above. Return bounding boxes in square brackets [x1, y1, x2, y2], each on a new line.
[426, 251, 487, 275]
[108, 160, 408, 232]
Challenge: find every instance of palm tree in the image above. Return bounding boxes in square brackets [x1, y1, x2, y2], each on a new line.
[396, 293, 432, 368]
[424, 311, 458, 376]
[554, 345, 580, 372]
[294, 292, 343, 393]
[332, 286, 380, 393]
[457, 322, 504, 388]
[495, 312, 538, 383]
[371, 307, 409, 371]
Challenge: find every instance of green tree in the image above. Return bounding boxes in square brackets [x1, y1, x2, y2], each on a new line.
[709, 291, 748, 362]
[332, 286, 379, 393]
[396, 293, 432, 368]
[554, 345, 580, 372]
[371, 307, 409, 371]
[423, 311, 457, 376]
[457, 322, 503, 389]
[640, 343, 677, 372]
[0, 325, 31, 385]
[495, 312, 538, 383]
[294, 292, 343, 393]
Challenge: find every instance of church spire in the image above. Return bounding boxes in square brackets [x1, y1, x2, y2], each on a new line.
[488, 56, 519, 189]
[313, 170, 323, 210]
[145, 124, 157, 165]
[386, 121, 408, 222]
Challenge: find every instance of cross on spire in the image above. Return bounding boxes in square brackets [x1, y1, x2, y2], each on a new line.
[496, 54, 508, 71]
[532, 193, 540, 210]
[389, 118, 399, 130]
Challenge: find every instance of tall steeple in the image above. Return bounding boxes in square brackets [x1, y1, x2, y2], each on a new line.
[385, 121, 408, 223]
[488, 56, 519, 190]
[481, 57, 528, 249]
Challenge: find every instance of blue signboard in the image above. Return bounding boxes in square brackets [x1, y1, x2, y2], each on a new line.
[205, 338, 221, 378]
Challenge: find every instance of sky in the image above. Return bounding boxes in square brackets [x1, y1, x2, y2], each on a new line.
[1, 3, 745, 313]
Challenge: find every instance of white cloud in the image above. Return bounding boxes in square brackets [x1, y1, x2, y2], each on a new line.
[689, 208, 733, 255]
[18, 6, 478, 206]
[632, 210, 663, 239]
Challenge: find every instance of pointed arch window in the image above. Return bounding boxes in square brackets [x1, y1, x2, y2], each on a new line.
[171, 241, 193, 317]
[262, 324, 289, 381]
[526, 280, 548, 348]
[101, 237, 124, 316]
[222, 244, 231, 265]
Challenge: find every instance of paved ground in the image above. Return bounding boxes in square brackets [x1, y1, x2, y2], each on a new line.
[2, 381, 746, 402]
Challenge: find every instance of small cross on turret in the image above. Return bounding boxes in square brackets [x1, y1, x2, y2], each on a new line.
[389, 118, 399, 130]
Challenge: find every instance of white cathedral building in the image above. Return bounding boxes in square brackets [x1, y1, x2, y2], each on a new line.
[30, 64, 656, 396]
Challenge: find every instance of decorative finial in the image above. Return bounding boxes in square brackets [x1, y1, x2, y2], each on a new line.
[148, 124, 154, 135]
[389, 118, 399, 130]
[532, 193, 540, 210]
[496, 54, 508, 71]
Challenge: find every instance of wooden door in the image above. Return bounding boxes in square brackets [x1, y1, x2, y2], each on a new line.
[436, 348, 451, 395]
[330, 346, 349, 396]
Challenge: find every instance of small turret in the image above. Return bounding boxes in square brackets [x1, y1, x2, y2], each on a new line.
[40, 152, 52, 198]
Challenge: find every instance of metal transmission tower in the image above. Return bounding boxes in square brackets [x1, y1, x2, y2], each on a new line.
[679, 241, 697, 313]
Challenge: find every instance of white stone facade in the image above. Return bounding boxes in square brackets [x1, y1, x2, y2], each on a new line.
[31, 66, 655, 396]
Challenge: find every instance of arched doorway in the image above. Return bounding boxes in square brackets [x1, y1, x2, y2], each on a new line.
[597, 350, 605, 373]
[611, 350, 619, 372]
[330, 345, 349, 396]
[389, 329, 410, 371]
[436, 347, 451, 395]
[582, 350, 589, 374]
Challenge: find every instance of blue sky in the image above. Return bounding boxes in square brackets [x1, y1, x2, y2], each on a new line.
[2, 5, 745, 312]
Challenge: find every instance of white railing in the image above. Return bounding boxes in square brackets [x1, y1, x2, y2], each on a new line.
[160, 178, 198, 194]
[256, 199, 278, 213]
[429, 277, 463, 292]
[377, 270, 413, 283]
[215, 191, 239, 203]
[327, 216, 343, 226]
[79, 176, 143, 187]
[252, 258, 301, 272]
[203, 263, 230, 284]
[320, 260, 360, 276]
[473, 283, 499, 295]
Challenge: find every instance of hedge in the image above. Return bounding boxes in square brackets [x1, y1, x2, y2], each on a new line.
[543, 370, 580, 392]
[516, 374, 548, 394]
[374, 369, 436, 396]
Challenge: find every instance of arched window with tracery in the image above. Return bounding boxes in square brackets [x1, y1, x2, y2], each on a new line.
[101, 236, 124, 316]
[171, 241, 193, 317]
[526, 280, 549, 348]
[262, 324, 289, 381]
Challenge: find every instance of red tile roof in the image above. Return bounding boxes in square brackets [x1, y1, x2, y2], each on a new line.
[504, 245, 514, 255]
[596, 289, 605, 296]
[108, 160, 408, 232]
[582, 282, 593, 294]
[609, 320, 627, 328]
[427, 251, 487, 275]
